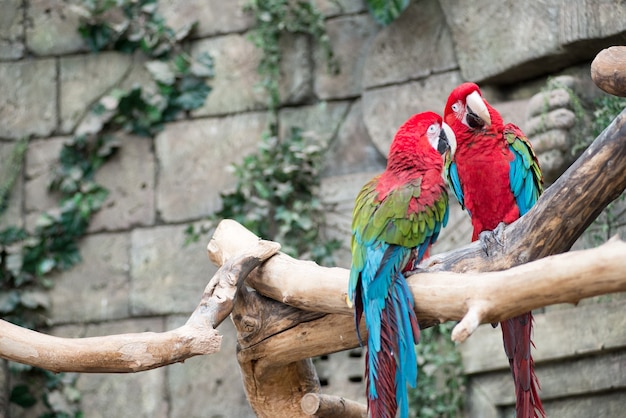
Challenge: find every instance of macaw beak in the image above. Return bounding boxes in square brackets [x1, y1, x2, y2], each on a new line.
[465, 90, 491, 128]
[439, 122, 457, 159]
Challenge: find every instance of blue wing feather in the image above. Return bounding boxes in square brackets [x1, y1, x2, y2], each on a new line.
[446, 161, 465, 211]
[506, 126, 543, 217]
[349, 172, 448, 418]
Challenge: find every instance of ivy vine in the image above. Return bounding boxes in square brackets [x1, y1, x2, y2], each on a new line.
[582, 94, 626, 245]
[410, 323, 466, 417]
[1, 1, 213, 415]
[244, 0, 339, 118]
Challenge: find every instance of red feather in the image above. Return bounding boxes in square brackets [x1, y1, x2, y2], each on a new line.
[445, 82, 545, 418]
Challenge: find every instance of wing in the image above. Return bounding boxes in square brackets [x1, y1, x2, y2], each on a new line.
[348, 173, 448, 341]
[349, 175, 449, 299]
[505, 124, 543, 216]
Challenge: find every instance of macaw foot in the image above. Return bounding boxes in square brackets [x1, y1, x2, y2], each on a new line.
[478, 222, 507, 256]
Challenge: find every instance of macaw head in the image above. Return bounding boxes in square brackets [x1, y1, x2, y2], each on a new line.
[444, 82, 493, 133]
[389, 111, 456, 165]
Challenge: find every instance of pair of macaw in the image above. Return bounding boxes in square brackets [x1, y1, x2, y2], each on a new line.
[348, 82, 545, 418]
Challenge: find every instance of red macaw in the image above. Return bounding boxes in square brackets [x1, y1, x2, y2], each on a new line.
[348, 111, 456, 418]
[444, 82, 545, 418]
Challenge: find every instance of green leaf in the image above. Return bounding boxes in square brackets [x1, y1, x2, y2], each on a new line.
[173, 77, 211, 110]
[365, 0, 410, 25]
[190, 52, 215, 78]
[37, 258, 56, 276]
[10, 384, 37, 408]
[78, 22, 117, 52]
[0, 291, 21, 314]
[145, 60, 176, 85]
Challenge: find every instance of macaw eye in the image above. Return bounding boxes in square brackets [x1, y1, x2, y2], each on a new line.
[427, 123, 440, 149]
[451, 103, 460, 113]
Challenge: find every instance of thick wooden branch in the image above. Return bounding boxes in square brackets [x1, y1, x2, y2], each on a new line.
[0, 240, 280, 373]
[211, 221, 626, 346]
[300, 393, 367, 418]
[0, 320, 220, 373]
[591, 46, 626, 97]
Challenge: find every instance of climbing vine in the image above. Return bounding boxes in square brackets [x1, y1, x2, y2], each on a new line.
[582, 94, 626, 245]
[244, 0, 339, 118]
[187, 126, 341, 266]
[186, 0, 342, 265]
[409, 323, 466, 417]
[1, 1, 213, 415]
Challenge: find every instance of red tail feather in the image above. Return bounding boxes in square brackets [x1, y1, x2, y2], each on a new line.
[501, 312, 545, 418]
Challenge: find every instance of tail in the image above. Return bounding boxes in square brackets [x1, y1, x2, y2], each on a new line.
[501, 312, 545, 418]
[365, 271, 420, 418]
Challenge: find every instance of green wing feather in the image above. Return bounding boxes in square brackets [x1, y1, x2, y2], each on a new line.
[351, 175, 449, 263]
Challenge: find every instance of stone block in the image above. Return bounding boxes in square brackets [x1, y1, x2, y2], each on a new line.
[52, 318, 167, 418]
[130, 223, 217, 315]
[429, 202, 472, 255]
[322, 100, 386, 177]
[158, 0, 254, 38]
[317, 348, 367, 405]
[89, 134, 156, 232]
[60, 52, 133, 133]
[26, 0, 86, 56]
[363, 0, 457, 89]
[48, 232, 131, 324]
[24, 137, 65, 230]
[460, 300, 626, 375]
[278, 101, 350, 147]
[320, 172, 377, 268]
[190, 34, 266, 116]
[191, 32, 311, 115]
[313, 0, 367, 17]
[314, 13, 379, 100]
[492, 99, 530, 133]
[278, 33, 313, 105]
[0, 0, 25, 59]
[155, 112, 268, 222]
[0, 141, 25, 229]
[0, 59, 57, 138]
[24, 135, 155, 232]
[167, 316, 256, 418]
[362, 70, 463, 156]
[440, 0, 626, 84]
[468, 349, 626, 416]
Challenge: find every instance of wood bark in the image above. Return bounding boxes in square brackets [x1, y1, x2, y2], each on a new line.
[591, 46, 626, 97]
[300, 393, 367, 417]
[0, 240, 280, 373]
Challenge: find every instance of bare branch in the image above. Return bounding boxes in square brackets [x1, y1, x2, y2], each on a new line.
[0, 239, 280, 373]
[591, 46, 626, 97]
[210, 220, 626, 343]
[0, 319, 221, 373]
[300, 393, 367, 418]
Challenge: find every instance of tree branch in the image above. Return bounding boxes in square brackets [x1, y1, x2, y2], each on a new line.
[591, 46, 626, 97]
[300, 393, 367, 418]
[210, 221, 626, 346]
[0, 239, 280, 372]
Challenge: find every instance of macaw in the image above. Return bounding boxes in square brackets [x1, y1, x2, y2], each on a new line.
[444, 82, 545, 418]
[348, 111, 456, 418]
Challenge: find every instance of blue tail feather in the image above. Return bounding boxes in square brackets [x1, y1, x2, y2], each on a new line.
[364, 247, 420, 418]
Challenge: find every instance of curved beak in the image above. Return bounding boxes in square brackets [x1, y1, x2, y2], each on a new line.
[438, 122, 457, 159]
[465, 90, 491, 128]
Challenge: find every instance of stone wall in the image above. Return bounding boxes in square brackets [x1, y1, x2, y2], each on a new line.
[1, 0, 626, 417]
